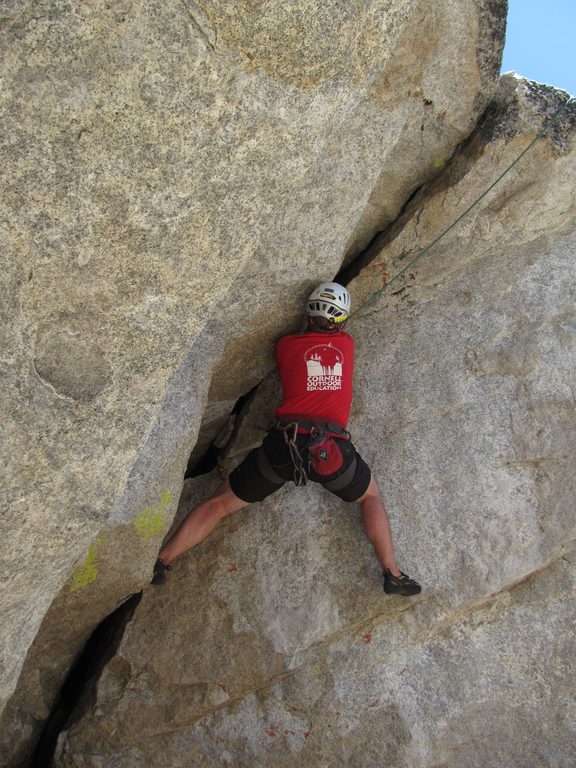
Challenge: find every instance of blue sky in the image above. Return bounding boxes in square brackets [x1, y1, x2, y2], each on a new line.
[501, 0, 575, 96]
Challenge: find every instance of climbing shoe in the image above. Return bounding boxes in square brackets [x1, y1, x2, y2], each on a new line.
[383, 569, 421, 596]
[151, 559, 170, 586]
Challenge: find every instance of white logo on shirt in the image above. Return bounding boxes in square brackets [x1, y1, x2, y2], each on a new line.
[305, 344, 343, 391]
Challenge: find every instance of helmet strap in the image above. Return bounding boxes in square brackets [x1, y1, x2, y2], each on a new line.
[306, 315, 344, 333]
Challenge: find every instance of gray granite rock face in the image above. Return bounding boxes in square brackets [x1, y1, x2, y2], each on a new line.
[0, 4, 506, 759]
[51, 77, 576, 767]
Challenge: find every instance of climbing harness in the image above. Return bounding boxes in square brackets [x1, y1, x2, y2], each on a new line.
[349, 94, 575, 320]
[275, 419, 350, 440]
[257, 420, 354, 488]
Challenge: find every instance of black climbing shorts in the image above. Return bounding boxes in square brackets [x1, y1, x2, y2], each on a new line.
[229, 426, 372, 504]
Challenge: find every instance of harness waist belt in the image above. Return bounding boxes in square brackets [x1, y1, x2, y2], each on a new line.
[274, 419, 350, 439]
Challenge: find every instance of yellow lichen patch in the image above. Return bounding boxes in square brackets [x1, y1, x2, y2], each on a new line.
[134, 491, 171, 541]
[70, 539, 102, 592]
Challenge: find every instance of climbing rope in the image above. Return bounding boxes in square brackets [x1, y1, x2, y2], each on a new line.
[349, 93, 575, 320]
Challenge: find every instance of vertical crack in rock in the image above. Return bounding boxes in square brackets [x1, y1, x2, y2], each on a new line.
[335, 182, 426, 286]
[1, 0, 514, 762]
[184, 384, 260, 478]
[185, 221, 422, 481]
[334, 117, 483, 290]
[23, 81, 576, 766]
[12, 93, 512, 767]
[184, 172, 455, 481]
[29, 593, 142, 768]
[26, 192, 430, 765]
[29, 390, 258, 766]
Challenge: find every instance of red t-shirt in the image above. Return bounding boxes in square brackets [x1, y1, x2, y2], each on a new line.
[274, 331, 354, 428]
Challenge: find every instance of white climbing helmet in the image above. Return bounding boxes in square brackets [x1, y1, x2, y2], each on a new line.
[306, 282, 351, 324]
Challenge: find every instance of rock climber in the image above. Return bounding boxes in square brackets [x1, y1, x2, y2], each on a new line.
[152, 282, 421, 596]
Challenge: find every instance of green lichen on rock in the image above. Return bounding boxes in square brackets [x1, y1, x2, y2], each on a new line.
[70, 540, 102, 593]
[134, 491, 171, 541]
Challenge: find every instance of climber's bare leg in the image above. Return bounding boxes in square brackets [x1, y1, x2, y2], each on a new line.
[356, 476, 401, 576]
[158, 482, 249, 566]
